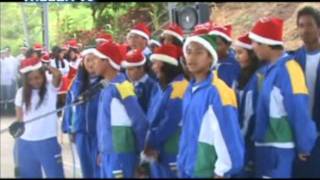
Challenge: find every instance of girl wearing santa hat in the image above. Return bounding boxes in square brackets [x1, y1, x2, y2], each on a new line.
[249, 17, 317, 178]
[160, 23, 184, 48]
[86, 41, 148, 178]
[142, 43, 189, 178]
[177, 34, 244, 178]
[14, 57, 64, 178]
[62, 51, 102, 178]
[233, 33, 261, 178]
[50, 46, 70, 77]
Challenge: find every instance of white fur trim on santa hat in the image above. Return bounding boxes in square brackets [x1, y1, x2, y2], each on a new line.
[33, 47, 43, 51]
[233, 40, 252, 50]
[209, 30, 232, 42]
[183, 36, 218, 68]
[249, 31, 283, 46]
[149, 39, 161, 47]
[95, 38, 108, 43]
[150, 54, 178, 66]
[129, 29, 150, 40]
[81, 48, 108, 59]
[121, 58, 146, 68]
[81, 48, 120, 70]
[20, 61, 43, 74]
[161, 30, 184, 42]
[41, 58, 51, 63]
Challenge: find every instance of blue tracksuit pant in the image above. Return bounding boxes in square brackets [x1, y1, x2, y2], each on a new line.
[16, 137, 64, 178]
[255, 146, 295, 178]
[100, 153, 137, 178]
[74, 133, 100, 178]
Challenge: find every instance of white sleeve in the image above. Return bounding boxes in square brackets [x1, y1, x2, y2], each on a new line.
[15, 88, 23, 107]
[48, 81, 60, 94]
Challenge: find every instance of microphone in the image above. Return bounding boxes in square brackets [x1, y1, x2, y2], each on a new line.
[74, 79, 109, 103]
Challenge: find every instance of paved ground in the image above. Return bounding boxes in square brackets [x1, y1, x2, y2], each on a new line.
[0, 115, 83, 178]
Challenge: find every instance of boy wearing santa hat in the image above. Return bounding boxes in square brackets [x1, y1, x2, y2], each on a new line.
[84, 41, 148, 178]
[209, 25, 241, 89]
[127, 23, 155, 80]
[249, 16, 317, 178]
[121, 49, 160, 116]
[177, 34, 244, 178]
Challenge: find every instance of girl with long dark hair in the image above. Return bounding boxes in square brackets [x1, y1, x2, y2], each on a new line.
[14, 57, 64, 178]
[233, 33, 261, 177]
[143, 44, 189, 178]
[62, 52, 102, 178]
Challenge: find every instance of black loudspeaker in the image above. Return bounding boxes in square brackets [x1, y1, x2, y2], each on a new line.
[172, 3, 211, 33]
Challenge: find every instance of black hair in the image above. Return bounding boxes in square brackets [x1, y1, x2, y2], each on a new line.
[269, 44, 284, 50]
[159, 62, 183, 89]
[22, 68, 47, 111]
[297, 6, 320, 27]
[77, 63, 102, 94]
[216, 36, 232, 46]
[51, 46, 65, 68]
[160, 35, 183, 48]
[34, 50, 42, 58]
[25, 48, 35, 58]
[237, 50, 260, 89]
[66, 47, 80, 62]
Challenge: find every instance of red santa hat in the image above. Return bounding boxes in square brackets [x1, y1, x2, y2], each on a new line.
[96, 32, 113, 43]
[209, 24, 232, 42]
[33, 43, 43, 51]
[150, 44, 182, 66]
[62, 44, 69, 50]
[249, 17, 283, 46]
[128, 23, 151, 41]
[191, 21, 216, 36]
[41, 52, 51, 63]
[81, 41, 123, 71]
[234, 33, 252, 50]
[161, 23, 184, 42]
[20, 57, 42, 74]
[121, 49, 146, 68]
[68, 39, 79, 49]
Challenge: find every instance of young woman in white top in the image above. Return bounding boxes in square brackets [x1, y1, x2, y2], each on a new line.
[14, 56, 64, 178]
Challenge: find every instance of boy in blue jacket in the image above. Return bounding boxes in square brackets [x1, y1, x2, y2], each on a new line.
[292, 6, 320, 178]
[209, 25, 241, 89]
[178, 34, 244, 178]
[121, 49, 161, 118]
[249, 16, 317, 178]
[87, 41, 148, 178]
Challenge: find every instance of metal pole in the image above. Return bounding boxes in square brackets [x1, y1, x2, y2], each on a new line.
[167, 2, 177, 23]
[42, 3, 50, 51]
[20, 4, 30, 47]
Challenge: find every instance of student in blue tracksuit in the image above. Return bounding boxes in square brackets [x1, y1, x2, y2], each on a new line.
[89, 41, 148, 178]
[121, 49, 161, 117]
[142, 44, 189, 178]
[14, 57, 64, 178]
[292, 7, 320, 178]
[62, 53, 102, 178]
[209, 25, 241, 89]
[249, 17, 318, 178]
[233, 33, 261, 177]
[178, 34, 244, 178]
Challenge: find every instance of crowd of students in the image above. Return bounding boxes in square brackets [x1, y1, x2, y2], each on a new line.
[7, 5, 320, 178]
